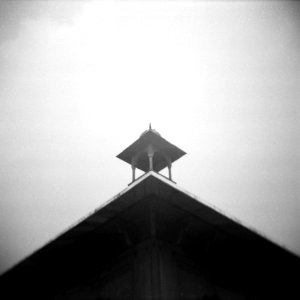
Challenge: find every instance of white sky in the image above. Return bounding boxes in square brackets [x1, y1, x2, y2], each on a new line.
[0, 0, 299, 274]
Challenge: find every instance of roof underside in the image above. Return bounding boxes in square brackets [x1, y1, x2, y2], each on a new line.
[117, 131, 186, 172]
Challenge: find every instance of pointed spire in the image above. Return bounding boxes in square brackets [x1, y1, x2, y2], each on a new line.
[149, 123, 152, 131]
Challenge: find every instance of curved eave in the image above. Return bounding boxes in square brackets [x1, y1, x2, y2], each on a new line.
[117, 132, 186, 172]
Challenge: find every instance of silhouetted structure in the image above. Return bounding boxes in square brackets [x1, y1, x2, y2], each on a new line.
[0, 127, 299, 299]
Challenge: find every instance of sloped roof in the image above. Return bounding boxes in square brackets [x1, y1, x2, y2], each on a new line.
[117, 131, 186, 172]
[0, 171, 299, 298]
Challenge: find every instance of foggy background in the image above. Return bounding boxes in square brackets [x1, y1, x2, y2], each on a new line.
[0, 0, 299, 274]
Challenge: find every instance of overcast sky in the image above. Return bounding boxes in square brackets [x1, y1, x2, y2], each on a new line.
[0, 0, 299, 274]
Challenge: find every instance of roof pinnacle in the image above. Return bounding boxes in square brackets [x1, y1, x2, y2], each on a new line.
[117, 126, 186, 183]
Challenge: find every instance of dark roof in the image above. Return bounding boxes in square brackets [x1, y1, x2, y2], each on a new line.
[117, 130, 186, 172]
[1, 172, 299, 298]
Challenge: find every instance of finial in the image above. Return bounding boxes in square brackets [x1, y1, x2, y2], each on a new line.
[149, 123, 152, 130]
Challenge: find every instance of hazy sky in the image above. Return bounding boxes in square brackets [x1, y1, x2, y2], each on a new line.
[0, 0, 299, 274]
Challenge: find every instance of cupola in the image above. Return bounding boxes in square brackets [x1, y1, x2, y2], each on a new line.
[117, 125, 186, 182]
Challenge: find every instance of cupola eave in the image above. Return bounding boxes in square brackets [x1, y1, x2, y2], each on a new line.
[116, 130, 186, 173]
